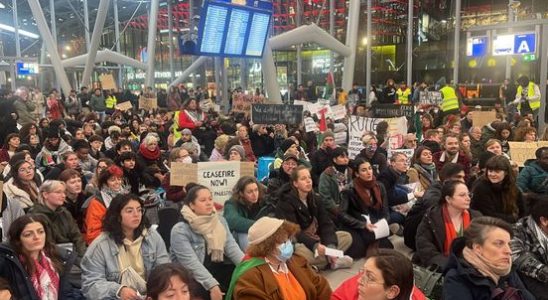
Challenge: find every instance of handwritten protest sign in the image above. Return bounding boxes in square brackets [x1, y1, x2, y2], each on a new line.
[304, 117, 318, 132]
[471, 111, 497, 129]
[251, 104, 303, 125]
[330, 105, 347, 120]
[170, 162, 255, 204]
[387, 149, 415, 164]
[139, 96, 158, 110]
[373, 104, 415, 118]
[509, 142, 538, 167]
[99, 74, 117, 91]
[116, 101, 132, 111]
[348, 116, 407, 158]
[419, 91, 442, 105]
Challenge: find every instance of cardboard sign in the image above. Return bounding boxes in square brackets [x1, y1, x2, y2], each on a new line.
[472, 111, 497, 129]
[304, 117, 318, 132]
[419, 91, 442, 105]
[139, 96, 158, 110]
[116, 101, 133, 111]
[387, 149, 415, 164]
[330, 104, 347, 120]
[251, 104, 303, 125]
[170, 161, 255, 204]
[99, 74, 117, 91]
[348, 116, 408, 159]
[373, 104, 415, 118]
[334, 131, 347, 145]
[509, 142, 538, 167]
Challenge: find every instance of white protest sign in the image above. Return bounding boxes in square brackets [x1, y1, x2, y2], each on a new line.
[330, 104, 347, 120]
[304, 117, 318, 132]
[293, 100, 309, 112]
[348, 116, 408, 159]
[334, 131, 347, 145]
[387, 148, 415, 165]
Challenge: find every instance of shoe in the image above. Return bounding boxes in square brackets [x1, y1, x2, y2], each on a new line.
[331, 255, 353, 270]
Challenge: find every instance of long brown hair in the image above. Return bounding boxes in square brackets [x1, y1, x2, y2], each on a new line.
[8, 214, 63, 274]
[484, 156, 519, 215]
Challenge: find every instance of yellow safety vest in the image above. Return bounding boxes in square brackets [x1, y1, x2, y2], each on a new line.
[105, 95, 117, 108]
[172, 111, 182, 140]
[396, 88, 411, 104]
[439, 86, 459, 112]
[516, 82, 540, 111]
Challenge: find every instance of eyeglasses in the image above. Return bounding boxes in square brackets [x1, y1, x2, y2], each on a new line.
[359, 269, 385, 285]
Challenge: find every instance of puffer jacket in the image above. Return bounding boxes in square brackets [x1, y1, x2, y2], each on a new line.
[511, 216, 548, 284]
[517, 159, 548, 195]
[443, 237, 535, 300]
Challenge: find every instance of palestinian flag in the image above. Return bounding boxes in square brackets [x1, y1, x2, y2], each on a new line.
[324, 72, 336, 100]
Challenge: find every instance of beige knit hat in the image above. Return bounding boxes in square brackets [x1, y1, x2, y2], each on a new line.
[248, 217, 284, 245]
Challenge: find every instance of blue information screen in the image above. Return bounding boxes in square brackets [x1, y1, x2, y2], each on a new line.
[466, 36, 488, 57]
[197, 0, 272, 58]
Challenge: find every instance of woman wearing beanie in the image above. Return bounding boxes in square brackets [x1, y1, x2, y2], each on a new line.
[407, 146, 439, 193]
[225, 217, 331, 300]
[339, 158, 393, 259]
[170, 185, 243, 300]
[443, 217, 535, 300]
[227, 145, 247, 161]
[272, 138, 311, 170]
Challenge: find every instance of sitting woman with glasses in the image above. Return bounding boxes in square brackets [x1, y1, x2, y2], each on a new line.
[332, 249, 426, 300]
[81, 194, 169, 299]
[415, 180, 481, 269]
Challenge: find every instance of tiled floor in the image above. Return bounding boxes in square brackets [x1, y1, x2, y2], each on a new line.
[322, 235, 413, 290]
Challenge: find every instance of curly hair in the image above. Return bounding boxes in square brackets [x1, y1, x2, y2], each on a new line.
[247, 221, 300, 257]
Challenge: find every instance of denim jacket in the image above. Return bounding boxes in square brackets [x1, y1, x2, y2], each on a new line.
[81, 228, 170, 299]
[170, 216, 244, 291]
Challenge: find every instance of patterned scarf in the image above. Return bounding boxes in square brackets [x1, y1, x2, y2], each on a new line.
[139, 142, 160, 160]
[181, 205, 227, 262]
[353, 176, 383, 210]
[442, 205, 470, 256]
[25, 251, 60, 300]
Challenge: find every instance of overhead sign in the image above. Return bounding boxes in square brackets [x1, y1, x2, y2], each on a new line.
[466, 36, 488, 57]
[16, 62, 39, 75]
[493, 32, 536, 56]
[197, 0, 272, 58]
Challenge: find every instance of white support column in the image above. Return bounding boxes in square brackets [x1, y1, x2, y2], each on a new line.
[329, 0, 334, 78]
[113, 0, 122, 88]
[296, 0, 302, 86]
[144, 0, 160, 88]
[27, 0, 72, 95]
[214, 57, 221, 104]
[82, 0, 111, 87]
[83, 0, 90, 51]
[262, 43, 282, 103]
[406, 0, 413, 86]
[366, 0, 372, 96]
[537, 24, 548, 132]
[169, 56, 207, 88]
[167, 0, 175, 83]
[453, 0, 461, 84]
[49, 0, 56, 44]
[189, 0, 197, 87]
[12, 0, 21, 58]
[342, 0, 359, 91]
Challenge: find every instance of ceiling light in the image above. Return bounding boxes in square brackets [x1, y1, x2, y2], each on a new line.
[0, 3, 5, 9]
[0, 23, 39, 39]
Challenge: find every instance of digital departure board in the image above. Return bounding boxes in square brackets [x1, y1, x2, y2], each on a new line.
[197, 0, 272, 58]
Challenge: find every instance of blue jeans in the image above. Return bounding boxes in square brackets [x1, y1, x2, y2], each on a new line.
[237, 233, 249, 251]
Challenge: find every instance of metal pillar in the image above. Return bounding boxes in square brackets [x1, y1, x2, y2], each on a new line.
[38, 42, 46, 89]
[12, 0, 20, 58]
[27, 0, 72, 95]
[82, 0, 111, 87]
[189, 0, 197, 87]
[49, 0, 56, 43]
[296, 0, 302, 85]
[169, 56, 207, 88]
[113, 0, 122, 89]
[505, 0, 515, 80]
[144, 0, 160, 88]
[167, 0, 175, 83]
[240, 59, 247, 90]
[406, 0, 413, 86]
[538, 25, 548, 132]
[83, 0, 90, 51]
[262, 43, 282, 103]
[366, 0, 372, 96]
[341, 0, 359, 91]
[222, 58, 229, 104]
[329, 0, 334, 79]
[452, 0, 461, 84]
[214, 57, 221, 103]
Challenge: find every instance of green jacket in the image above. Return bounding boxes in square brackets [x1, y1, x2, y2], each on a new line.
[318, 166, 351, 213]
[29, 203, 87, 258]
[223, 198, 268, 233]
[89, 94, 106, 112]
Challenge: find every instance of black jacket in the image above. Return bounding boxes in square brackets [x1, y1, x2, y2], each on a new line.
[377, 167, 410, 206]
[443, 238, 535, 300]
[309, 147, 333, 185]
[0, 244, 79, 300]
[471, 178, 525, 224]
[339, 183, 389, 230]
[404, 181, 443, 250]
[275, 183, 337, 251]
[355, 150, 388, 177]
[249, 132, 275, 158]
[415, 205, 482, 269]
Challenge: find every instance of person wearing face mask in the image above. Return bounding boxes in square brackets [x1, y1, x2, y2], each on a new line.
[161, 148, 193, 203]
[224, 176, 269, 250]
[443, 217, 535, 300]
[318, 147, 352, 223]
[471, 156, 524, 224]
[517, 147, 548, 196]
[225, 217, 331, 300]
[511, 194, 548, 300]
[355, 132, 387, 177]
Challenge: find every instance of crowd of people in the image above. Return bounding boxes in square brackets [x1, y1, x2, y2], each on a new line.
[0, 77, 545, 300]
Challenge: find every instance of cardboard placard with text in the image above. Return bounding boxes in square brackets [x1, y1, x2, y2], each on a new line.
[139, 96, 158, 110]
[116, 101, 133, 111]
[472, 111, 497, 129]
[509, 142, 538, 167]
[348, 116, 407, 159]
[99, 74, 117, 91]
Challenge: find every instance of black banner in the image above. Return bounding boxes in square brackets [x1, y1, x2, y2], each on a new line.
[372, 104, 415, 118]
[251, 104, 303, 125]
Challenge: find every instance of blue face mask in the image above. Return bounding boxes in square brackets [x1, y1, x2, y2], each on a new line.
[276, 240, 294, 262]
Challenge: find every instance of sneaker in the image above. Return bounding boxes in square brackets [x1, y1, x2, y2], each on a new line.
[331, 255, 353, 270]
